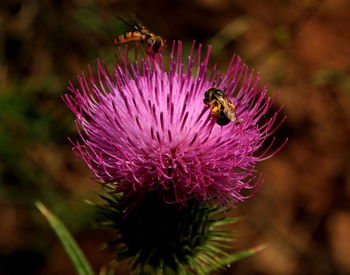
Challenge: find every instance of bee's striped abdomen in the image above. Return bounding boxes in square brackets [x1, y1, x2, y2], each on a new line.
[113, 31, 144, 44]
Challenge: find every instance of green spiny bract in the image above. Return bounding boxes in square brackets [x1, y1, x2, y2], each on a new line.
[96, 192, 237, 274]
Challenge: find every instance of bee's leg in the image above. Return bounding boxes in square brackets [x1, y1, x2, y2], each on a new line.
[209, 100, 220, 119]
[141, 43, 153, 57]
[142, 47, 147, 57]
[211, 106, 220, 119]
[236, 118, 244, 124]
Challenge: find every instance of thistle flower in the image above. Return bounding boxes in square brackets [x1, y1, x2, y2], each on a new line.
[64, 41, 286, 206]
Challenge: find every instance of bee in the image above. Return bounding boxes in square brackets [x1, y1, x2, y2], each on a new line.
[113, 17, 165, 55]
[203, 87, 241, 126]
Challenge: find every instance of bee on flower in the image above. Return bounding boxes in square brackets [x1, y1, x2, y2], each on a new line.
[203, 87, 242, 126]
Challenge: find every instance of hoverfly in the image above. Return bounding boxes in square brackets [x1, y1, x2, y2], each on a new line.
[203, 87, 241, 126]
[113, 16, 165, 55]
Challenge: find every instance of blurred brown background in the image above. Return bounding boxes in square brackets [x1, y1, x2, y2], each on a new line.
[0, 0, 349, 274]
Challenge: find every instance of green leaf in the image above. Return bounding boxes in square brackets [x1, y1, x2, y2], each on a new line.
[35, 201, 94, 275]
[206, 245, 266, 273]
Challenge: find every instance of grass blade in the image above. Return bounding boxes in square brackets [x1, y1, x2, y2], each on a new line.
[36, 201, 94, 275]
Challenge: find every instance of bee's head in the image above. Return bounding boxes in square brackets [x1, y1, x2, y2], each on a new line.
[203, 88, 224, 104]
[146, 36, 165, 54]
[153, 36, 165, 52]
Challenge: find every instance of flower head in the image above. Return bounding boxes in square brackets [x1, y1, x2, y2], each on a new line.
[64, 41, 286, 206]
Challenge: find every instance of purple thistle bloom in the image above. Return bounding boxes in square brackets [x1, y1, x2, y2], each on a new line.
[64, 41, 286, 206]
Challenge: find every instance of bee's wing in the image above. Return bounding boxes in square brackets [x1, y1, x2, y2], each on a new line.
[219, 98, 237, 122]
[131, 14, 147, 30]
[116, 15, 144, 31]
